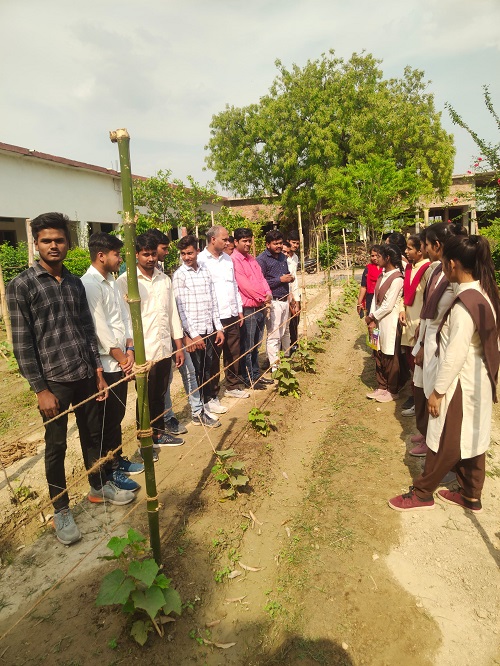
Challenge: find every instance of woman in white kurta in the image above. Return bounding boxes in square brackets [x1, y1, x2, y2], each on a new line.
[389, 235, 500, 512]
[365, 244, 404, 402]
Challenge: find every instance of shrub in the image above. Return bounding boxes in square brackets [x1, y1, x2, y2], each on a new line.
[0, 242, 29, 283]
[63, 247, 91, 276]
[318, 240, 340, 268]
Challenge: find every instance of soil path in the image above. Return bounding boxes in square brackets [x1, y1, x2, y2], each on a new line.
[1, 283, 499, 665]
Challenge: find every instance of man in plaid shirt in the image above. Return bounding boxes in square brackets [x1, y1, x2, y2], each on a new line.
[6, 213, 135, 547]
[172, 235, 224, 416]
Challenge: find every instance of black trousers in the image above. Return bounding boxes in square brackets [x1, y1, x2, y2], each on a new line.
[209, 316, 241, 394]
[136, 357, 172, 442]
[43, 376, 104, 511]
[289, 308, 300, 347]
[190, 333, 217, 404]
[102, 370, 128, 468]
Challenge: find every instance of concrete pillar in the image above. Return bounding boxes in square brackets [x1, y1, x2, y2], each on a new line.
[423, 208, 429, 227]
[415, 211, 420, 233]
[443, 208, 449, 223]
[469, 207, 478, 234]
[77, 220, 89, 249]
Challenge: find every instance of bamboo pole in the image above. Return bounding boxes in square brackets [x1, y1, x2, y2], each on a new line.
[0, 264, 12, 344]
[297, 206, 307, 342]
[316, 233, 320, 276]
[109, 128, 162, 565]
[342, 228, 349, 279]
[26, 219, 34, 267]
[325, 224, 332, 304]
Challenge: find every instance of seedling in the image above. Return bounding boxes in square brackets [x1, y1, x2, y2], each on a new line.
[248, 407, 276, 437]
[273, 355, 300, 398]
[96, 528, 181, 646]
[290, 340, 316, 373]
[211, 448, 249, 499]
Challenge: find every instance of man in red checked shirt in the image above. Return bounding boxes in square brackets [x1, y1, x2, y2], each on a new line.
[232, 228, 273, 389]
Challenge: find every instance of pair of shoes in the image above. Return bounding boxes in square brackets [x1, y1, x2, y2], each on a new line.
[191, 411, 221, 428]
[401, 396, 415, 410]
[388, 487, 435, 511]
[252, 381, 268, 390]
[439, 471, 457, 485]
[117, 455, 144, 476]
[366, 388, 384, 399]
[88, 481, 135, 505]
[437, 489, 482, 513]
[401, 405, 416, 417]
[258, 376, 274, 385]
[108, 470, 141, 492]
[224, 388, 250, 399]
[206, 398, 228, 414]
[410, 433, 425, 444]
[374, 390, 395, 403]
[153, 432, 184, 448]
[164, 416, 188, 435]
[137, 446, 159, 463]
[53, 507, 81, 545]
[409, 441, 428, 457]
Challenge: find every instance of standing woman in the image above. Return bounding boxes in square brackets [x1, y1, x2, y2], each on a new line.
[389, 235, 500, 512]
[365, 244, 405, 403]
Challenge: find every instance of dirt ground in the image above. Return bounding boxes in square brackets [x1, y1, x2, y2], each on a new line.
[0, 275, 499, 666]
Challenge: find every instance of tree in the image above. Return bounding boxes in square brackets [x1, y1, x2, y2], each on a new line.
[132, 169, 220, 236]
[205, 51, 455, 232]
[317, 155, 423, 243]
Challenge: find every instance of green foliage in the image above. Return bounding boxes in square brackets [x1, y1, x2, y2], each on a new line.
[290, 339, 317, 373]
[248, 407, 276, 437]
[482, 219, 500, 281]
[214, 206, 269, 254]
[206, 51, 454, 231]
[0, 341, 19, 373]
[273, 354, 300, 398]
[214, 565, 232, 583]
[0, 242, 28, 283]
[96, 529, 181, 646]
[317, 155, 425, 244]
[133, 169, 220, 236]
[211, 448, 249, 499]
[63, 247, 91, 277]
[317, 240, 340, 268]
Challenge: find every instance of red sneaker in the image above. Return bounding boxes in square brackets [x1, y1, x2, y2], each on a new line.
[410, 433, 425, 444]
[409, 441, 428, 457]
[436, 489, 482, 513]
[388, 487, 435, 511]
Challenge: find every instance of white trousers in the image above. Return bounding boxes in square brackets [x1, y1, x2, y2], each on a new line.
[266, 300, 289, 368]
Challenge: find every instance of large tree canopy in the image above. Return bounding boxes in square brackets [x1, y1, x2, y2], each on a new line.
[205, 51, 455, 231]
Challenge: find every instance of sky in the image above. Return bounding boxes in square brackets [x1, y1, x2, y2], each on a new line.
[1, 0, 499, 194]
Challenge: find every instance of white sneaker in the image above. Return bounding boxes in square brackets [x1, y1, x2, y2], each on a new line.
[206, 398, 228, 414]
[401, 405, 416, 417]
[224, 388, 250, 399]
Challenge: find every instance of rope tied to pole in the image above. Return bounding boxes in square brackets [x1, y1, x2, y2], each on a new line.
[133, 360, 152, 375]
[137, 428, 153, 439]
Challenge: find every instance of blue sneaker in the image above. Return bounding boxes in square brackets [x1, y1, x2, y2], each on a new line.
[108, 470, 141, 492]
[137, 446, 159, 463]
[117, 455, 144, 476]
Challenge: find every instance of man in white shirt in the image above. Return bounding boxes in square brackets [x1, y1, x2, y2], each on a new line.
[173, 235, 225, 414]
[81, 232, 143, 493]
[198, 226, 249, 406]
[117, 233, 185, 448]
[287, 233, 301, 351]
[282, 239, 300, 355]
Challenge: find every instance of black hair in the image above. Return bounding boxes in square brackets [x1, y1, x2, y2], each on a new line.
[369, 245, 381, 253]
[234, 228, 253, 241]
[448, 221, 469, 237]
[135, 233, 158, 253]
[178, 235, 198, 251]
[31, 212, 71, 243]
[407, 234, 422, 251]
[425, 221, 460, 248]
[443, 235, 500, 330]
[379, 243, 403, 272]
[146, 228, 169, 245]
[283, 240, 291, 248]
[89, 232, 123, 261]
[265, 229, 283, 244]
[386, 232, 406, 254]
[419, 229, 427, 244]
[228, 236, 234, 244]
[287, 231, 300, 242]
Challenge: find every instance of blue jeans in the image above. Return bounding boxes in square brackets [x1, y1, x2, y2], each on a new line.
[164, 351, 203, 419]
[240, 306, 265, 383]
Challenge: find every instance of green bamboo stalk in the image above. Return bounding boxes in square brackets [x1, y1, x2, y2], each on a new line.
[109, 128, 161, 564]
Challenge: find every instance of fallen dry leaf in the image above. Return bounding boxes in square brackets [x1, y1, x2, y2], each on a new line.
[159, 616, 176, 624]
[239, 562, 263, 572]
[249, 510, 263, 525]
[282, 471, 289, 479]
[285, 526, 291, 538]
[215, 642, 236, 649]
[205, 619, 221, 628]
[224, 595, 247, 604]
[228, 570, 242, 579]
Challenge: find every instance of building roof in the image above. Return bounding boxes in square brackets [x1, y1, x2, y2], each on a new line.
[0, 141, 146, 180]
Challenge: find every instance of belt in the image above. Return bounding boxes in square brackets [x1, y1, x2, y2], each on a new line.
[272, 296, 287, 301]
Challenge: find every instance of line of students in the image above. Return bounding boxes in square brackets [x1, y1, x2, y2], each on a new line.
[7, 213, 300, 546]
[360, 222, 500, 514]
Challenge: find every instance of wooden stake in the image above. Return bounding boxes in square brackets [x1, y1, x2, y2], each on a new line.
[25, 219, 34, 267]
[297, 206, 307, 342]
[325, 224, 332, 304]
[0, 264, 12, 344]
[110, 128, 162, 565]
[342, 228, 349, 277]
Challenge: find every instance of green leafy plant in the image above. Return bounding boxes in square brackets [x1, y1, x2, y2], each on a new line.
[248, 407, 276, 437]
[290, 339, 317, 373]
[214, 565, 232, 583]
[0, 341, 19, 373]
[211, 449, 249, 499]
[63, 247, 91, 277]
[0, 241, 28, 284]
[96, 528, 181, 646]
[304, 337, 325, 354]
[273, 354, 300, 398]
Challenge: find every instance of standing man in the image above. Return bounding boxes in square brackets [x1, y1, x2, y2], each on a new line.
[286, 232, 301, 352]
[282, 240, 300, 355]
[257, 230, 294, 371]
[173, 235, 225, 416]
[117, 233, 185, 448]
[232, 228, 273, 388]
[81, 232, 144, 493]
[7, 213, 135, 546]
[198, 225, 249, 404]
